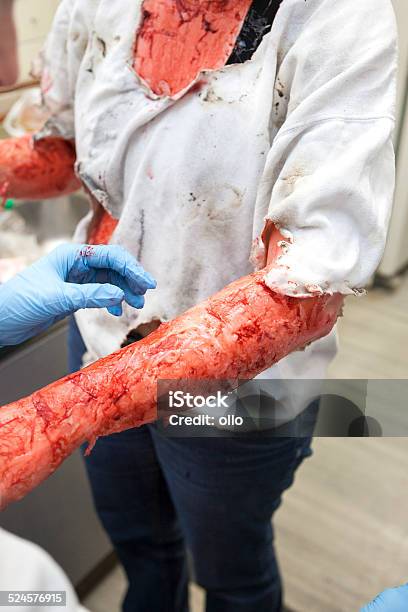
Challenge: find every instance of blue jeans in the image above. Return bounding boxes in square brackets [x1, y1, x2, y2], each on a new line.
[68, 318, 314, 612]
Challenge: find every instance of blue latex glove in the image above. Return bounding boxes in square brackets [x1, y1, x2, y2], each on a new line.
[361, 584, 408, 611]
[0, 244, 156, 346]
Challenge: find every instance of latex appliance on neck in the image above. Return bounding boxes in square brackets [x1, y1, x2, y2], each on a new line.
[133, 0, 253, 97]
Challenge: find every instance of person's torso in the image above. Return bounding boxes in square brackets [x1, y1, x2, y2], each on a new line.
[70, 0, 337, 384]
[73, 0, 282, 330]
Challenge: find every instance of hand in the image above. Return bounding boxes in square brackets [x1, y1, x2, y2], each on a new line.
[0, 244, 156, 346]
[361, 584, 408, 611]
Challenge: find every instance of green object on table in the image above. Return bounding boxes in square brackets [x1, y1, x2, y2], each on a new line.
[4, 199, 14, 210]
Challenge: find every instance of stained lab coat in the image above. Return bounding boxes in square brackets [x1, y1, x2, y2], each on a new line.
[0, 528, 87, 612]
[37, 0, 397, 413]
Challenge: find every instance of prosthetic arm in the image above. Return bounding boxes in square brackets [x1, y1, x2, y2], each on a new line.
[0, 135, 80, 202]
[0, 261, 341, 509]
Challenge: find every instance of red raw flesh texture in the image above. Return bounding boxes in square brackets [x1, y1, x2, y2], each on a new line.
[0, 135, 80, 202]
[88, 209, 118, 245]
[0, 267, 342, 509]
[133, 0, 253, 96]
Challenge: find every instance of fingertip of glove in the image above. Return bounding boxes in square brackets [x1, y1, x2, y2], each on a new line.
[128, 294, 145, 309]
[147, 277, 157, 290]
[107, 304, 123, 317]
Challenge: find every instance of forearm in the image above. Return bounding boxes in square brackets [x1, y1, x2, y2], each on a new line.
[0, 135, 81, 202]
[0, 264, 340, 508]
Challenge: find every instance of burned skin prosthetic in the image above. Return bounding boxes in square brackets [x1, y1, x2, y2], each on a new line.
[0, 268, 342, 509]
[0, 135, 80, 202]
[134, 0, 254, 96]
[0, 0, 343, 508]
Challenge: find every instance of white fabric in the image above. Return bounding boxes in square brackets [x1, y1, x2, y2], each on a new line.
[0, 529, 87, 612]
[39, 0, 396, 395]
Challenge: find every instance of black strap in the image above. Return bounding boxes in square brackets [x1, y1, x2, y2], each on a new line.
[227, 0, 282, 64]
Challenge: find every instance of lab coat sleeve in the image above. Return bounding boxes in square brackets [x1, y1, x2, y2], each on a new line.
[258, 0, 397, 297]
[36, 0, 89, 140]
[0, 528, 88, 612]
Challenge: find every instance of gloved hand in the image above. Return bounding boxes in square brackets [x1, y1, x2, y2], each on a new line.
[0, 243, 156, 346]
[361, 584, 408, 611]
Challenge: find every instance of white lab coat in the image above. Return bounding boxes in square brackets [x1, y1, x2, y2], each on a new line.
[0, 529, 87, 612]
[37, 0, 397, 412]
